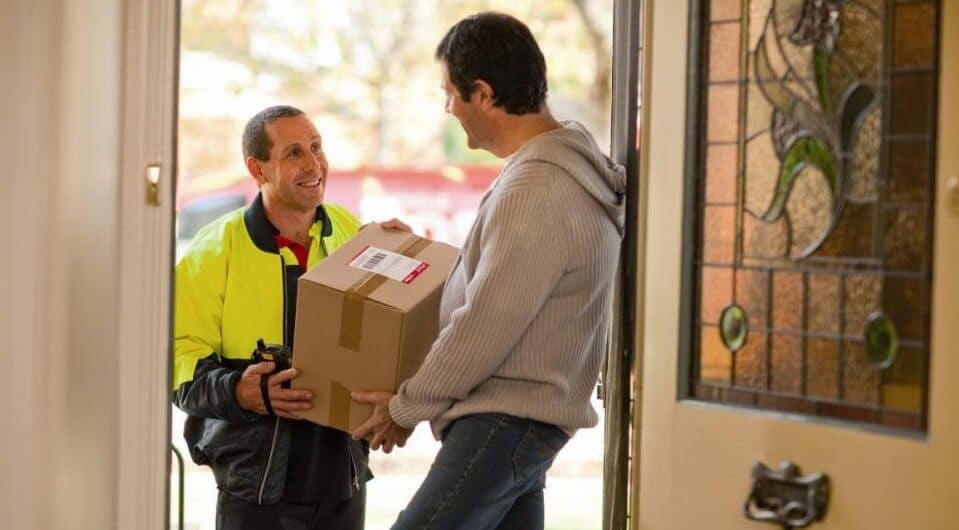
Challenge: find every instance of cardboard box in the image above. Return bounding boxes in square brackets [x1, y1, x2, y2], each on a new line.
[291, 224, 459, 433]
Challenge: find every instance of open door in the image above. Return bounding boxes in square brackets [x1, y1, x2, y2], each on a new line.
[637, 1, 958, 528]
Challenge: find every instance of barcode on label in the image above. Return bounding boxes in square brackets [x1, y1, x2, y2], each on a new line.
[363, 252, 387, 269]
[348, 245, 430, 284]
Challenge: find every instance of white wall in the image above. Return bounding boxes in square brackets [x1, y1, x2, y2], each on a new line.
[0, 1, 124, 529]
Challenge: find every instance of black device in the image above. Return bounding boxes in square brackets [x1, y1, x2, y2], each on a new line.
[251, 338, 292, 371]
[251, 338, 293, 416]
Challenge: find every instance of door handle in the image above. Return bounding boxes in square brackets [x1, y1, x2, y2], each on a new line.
[744, 461, 830, 529]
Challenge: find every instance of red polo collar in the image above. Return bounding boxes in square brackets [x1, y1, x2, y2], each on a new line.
[273, 235, 309, 272]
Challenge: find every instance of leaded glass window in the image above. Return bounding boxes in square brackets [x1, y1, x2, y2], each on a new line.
[684, 0, 940, 431]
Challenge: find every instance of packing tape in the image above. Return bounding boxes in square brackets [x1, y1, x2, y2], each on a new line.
[329, 380, 352, 430]
[337, 235, 432, 351]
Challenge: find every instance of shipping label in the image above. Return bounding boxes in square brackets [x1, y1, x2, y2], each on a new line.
[348, 246, 430, 284]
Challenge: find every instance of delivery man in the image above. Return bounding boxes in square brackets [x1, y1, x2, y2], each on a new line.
[174, 105, 405, 530]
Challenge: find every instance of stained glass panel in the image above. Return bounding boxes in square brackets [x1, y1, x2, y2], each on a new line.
[687, 0, 939, 432]
[864, 313, 899, 368]
[735, 330, 768, 388]
[707, 84, 740, 142]
[815, 203, 876, 259]
[771, 334, 803, 393]
[710, 22, 742, 82]
[843, 342, 881, 405]
[701, 266, 733, 322]
[703, 206, 736, 263]
[882, 276, 924, 340]
[712, 0, 743, 21]
[843, 274, 881, 331]
[700, 326, 732, 384]
[706, 144, 738, 203]
[882, 346, 923, 412]
[806, 338, 839, 399]
[888, 141, 929, 202]
[771, 271, 803, 330]
[883, 207, 925, 270]
[736, 268, 769, 328]
[806, 274, 840, 334]
[890, 72, 934, 134]
[893, 2, 936, 67]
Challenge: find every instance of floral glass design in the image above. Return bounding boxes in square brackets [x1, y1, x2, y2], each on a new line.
[689, 0, 939, 431]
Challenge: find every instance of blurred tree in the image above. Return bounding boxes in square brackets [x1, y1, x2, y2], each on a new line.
[178, 0, 613, 178]
[570, 0, 612, 129]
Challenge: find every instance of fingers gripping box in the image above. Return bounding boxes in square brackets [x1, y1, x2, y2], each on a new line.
[291, 224, 458, 433]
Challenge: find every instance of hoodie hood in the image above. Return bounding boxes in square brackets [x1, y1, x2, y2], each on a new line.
[507, 120, 627, 234]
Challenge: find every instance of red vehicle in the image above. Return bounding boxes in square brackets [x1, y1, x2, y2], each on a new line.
[176, 164, 501, 249]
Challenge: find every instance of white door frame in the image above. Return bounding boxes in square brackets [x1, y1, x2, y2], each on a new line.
[2, 1, 175, 529]
[115, 0, 178, 529]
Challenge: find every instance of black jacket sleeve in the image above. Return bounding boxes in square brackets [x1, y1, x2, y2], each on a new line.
[173, 354, 260, 423]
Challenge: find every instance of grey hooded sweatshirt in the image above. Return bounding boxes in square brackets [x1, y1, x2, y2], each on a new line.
[390, 121, 627, 438]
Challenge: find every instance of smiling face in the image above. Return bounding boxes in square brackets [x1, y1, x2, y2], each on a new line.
[249, 115, 328, 214]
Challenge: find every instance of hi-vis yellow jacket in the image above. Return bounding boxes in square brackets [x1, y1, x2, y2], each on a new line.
[172, 193, 365, 505]
[173, 195, 360, 390]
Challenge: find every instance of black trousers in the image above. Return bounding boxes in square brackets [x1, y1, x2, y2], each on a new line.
[215, 487, 365, 530]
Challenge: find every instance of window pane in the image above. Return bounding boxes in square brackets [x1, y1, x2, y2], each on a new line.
[688, 0, 939, 432]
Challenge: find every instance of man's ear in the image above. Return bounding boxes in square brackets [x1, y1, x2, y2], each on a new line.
[472, 80, 496, 111]
[246, 156, 266, 186]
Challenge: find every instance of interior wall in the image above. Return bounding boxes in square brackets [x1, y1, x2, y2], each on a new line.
[0, 1, 124, 529]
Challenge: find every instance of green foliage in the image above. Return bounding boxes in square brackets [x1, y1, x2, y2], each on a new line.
[813, 47, 832, 115]
[761, 136, 837, 223]
[179, 0, 613, 172]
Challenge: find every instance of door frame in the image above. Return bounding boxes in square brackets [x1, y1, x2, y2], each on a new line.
[147, 2, 660, 528]
[626, 0, 655, 526]
[115, 0, 178, 529]
[604, 0, 644, 529]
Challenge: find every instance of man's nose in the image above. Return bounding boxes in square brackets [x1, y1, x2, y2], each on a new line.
[307, 152, 326, 170]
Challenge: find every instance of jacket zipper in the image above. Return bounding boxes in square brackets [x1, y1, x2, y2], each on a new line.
[257, 256, 289, 504]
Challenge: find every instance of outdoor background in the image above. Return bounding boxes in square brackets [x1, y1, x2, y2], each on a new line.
[172, 1, 614, 528]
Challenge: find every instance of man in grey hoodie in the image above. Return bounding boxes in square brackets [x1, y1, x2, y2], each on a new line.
[352, 11, 626, 530]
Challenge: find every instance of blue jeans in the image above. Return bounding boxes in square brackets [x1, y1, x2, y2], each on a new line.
[392, 413, 570, 530]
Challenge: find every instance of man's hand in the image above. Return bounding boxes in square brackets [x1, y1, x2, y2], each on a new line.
[351, 391, 412, 453]
[377, 218, 412, 232]
[235, 361, 313, 420]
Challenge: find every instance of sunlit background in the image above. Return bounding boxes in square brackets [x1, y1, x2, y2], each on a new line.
[172, 1, 614, 528]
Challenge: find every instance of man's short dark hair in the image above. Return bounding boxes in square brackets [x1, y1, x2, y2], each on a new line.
[242, 105, 305, 161]
[435, 12, 547, 115]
